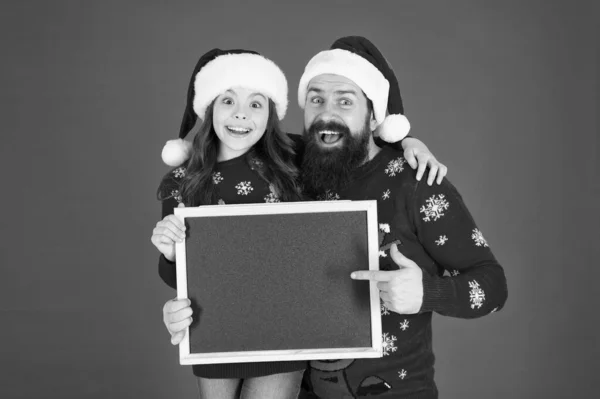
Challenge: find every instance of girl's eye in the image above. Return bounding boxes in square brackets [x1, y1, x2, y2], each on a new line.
[251, 102, 263, 109]
[222, 98, 233, 105]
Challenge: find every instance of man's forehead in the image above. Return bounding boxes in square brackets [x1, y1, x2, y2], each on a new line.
[307, 74, 361, 93]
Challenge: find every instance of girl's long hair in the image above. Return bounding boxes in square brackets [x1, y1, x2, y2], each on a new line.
[179, 99, 303, 205]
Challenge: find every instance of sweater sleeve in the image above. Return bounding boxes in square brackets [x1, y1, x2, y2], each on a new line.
[409, 179, 508, 318]
[156, 167, 186, 290]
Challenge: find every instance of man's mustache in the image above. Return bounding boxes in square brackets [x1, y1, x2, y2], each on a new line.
[308, 120, 351, 137]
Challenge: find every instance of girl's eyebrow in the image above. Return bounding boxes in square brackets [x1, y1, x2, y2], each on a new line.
[250, 92, 267, 101]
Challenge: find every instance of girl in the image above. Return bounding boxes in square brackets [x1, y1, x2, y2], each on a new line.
[151, 48, 447, 399]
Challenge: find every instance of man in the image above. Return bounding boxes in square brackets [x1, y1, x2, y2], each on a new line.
[295, 36, 507, 398]
[156, 37, 505, 398]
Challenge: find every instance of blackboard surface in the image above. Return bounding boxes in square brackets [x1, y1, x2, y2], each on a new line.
[185, 211, 372, 354]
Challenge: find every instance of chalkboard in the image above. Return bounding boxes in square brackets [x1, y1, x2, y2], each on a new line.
[174, 200, 382, 365]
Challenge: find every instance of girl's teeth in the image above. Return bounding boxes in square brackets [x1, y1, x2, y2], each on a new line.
[227, 127, 250, 133]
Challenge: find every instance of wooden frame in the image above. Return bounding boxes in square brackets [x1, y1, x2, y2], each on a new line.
[174, 200, 382, 365]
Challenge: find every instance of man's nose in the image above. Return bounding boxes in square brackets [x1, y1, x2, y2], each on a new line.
[316, 101, 338, 121]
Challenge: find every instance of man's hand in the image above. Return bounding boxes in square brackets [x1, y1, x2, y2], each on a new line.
[151, 203, 186, 262]
[163, 297, 193, 345]
[351, 244, 423, 314]
[401, 137, 448, 185]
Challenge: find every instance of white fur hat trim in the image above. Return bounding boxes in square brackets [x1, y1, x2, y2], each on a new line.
[161, 138, 193, 167]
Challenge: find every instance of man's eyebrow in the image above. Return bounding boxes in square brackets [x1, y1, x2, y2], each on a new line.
[334, 89, 358, 96]
[306, 88, 358, 96]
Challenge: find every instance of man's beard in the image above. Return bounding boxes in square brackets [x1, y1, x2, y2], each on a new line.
[301, 118, 371, 198]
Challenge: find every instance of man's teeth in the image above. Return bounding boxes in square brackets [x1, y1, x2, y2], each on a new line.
[227, 126, 251, 133]
[319, 130, 342, 144]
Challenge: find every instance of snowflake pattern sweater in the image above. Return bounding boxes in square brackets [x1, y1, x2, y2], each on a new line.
[303, 146, 508, 399]
[157, 152, 307, 379]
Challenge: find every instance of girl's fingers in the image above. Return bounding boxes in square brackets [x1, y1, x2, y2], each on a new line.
[171, 330, 186, 345]
[164, 298, 191, 314]
[158, 219, 186, 239]
[436, 165, 448, 185]
[427, 164, 439, 186]
[168, 317, 193, 334]
[164, 215, 186, 231]
[166, 306, 194, 324]
[415, 158, 427, 181]
[156, 226, 184, 243]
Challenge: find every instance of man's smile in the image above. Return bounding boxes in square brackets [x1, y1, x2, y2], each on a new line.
[318, 130, 344, 145]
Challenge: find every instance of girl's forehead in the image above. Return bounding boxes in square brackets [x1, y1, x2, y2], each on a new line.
[221, 87, 268, 100]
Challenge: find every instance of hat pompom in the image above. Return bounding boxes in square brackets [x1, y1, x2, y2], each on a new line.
[161, 138, 193, 167]
[376, 114, 411, 143]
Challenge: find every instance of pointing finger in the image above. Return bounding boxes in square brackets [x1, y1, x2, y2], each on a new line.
[351, 270, 393, 282]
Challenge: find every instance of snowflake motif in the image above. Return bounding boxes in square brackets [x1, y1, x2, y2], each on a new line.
[384, 157, 406, 176]
[264, 193, 280, 203]
[451, 269, 460, 277]
[172, 167, 186, 178]
[420, 194, 449, 222]
[317, 190, 340, 201]
[250, 158, 264, 170]
[217, 199, 225, 205]
[212, 172, 223, 185]
[471, 228, 489, 247]
[382, 333, 398, 356]
[382, 189, 391, 200]
[379, 223, 391, 233]
[490, 307, 498, 313]
[264, 185, 280, 203]
[170, 189, 182, 204]
[398, 369, 407, 380]
[469, 280, 486, 309]
[235, 181, 254, 195]
[379, 250, 388, 258]
[399, 319, 410, 331]
[435, 235, 448, 246]
[381, 301, 390, 316]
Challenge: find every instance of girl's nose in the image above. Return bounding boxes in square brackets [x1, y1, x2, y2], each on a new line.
[234, 113, 247, 120]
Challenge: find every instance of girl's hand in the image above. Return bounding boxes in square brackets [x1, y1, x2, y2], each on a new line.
[402, 137, 448, 185]
[151, 203, 186, 261]
[163, 298, 193, 345]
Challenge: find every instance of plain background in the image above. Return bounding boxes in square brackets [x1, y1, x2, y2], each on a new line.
[1, 1, 597, 398]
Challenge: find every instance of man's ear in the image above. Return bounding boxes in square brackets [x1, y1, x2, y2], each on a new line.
[369, 111, 378, 132]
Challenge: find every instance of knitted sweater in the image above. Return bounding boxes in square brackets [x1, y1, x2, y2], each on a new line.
[303, 146, 508, 399]
[157, 151, 307, 379]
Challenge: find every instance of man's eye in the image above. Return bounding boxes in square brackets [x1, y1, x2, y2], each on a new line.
[310, 97, 323, 104]
[340, 99, 352, 106]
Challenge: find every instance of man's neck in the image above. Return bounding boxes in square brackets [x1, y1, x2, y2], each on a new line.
[363, 137, 382, 164]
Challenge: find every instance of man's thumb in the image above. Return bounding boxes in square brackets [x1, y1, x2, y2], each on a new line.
[390, 244, 418, 269]
[177, 202, 185, 208]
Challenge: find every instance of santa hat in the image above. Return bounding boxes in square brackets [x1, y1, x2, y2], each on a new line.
[297, 36, 410, 143]
[161, 48, 289, 166]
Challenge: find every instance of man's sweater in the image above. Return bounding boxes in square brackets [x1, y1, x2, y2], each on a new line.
[304, 146, 508, 399]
